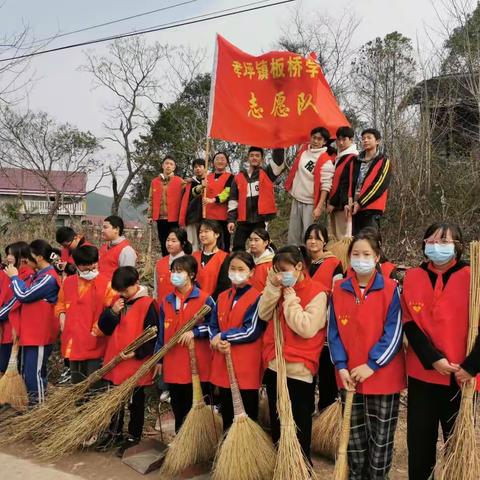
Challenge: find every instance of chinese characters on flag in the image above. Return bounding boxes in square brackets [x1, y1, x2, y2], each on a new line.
[207, 35, 350, 148]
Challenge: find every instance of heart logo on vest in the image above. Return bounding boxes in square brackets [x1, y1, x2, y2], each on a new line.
[165, 319, 173, 329]
[340, 315, 349, 326]
[410, 302, 423, 313]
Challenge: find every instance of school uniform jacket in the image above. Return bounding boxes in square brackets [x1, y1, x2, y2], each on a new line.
[99, 289, 158, 386]
[151, 175, 184, 222]
[205, 172, 232, 221]
[179, 177, 203, 227]
[349, 151, 391, 212]
[193, 250, 230, 299]
[263, 278, 327, 376]
[98, 239, 132, 279]
[156, 286, 215, 384]
[285, 144, 335, 207]
[328, 149, 357, 209]
[402, 261, 480, 388]
[209, 285, 264, 389]
[10, 266, 61, 346]
[309, 256, 343, 292]
[329, 272, 406, 395]
[60, 274, 112, 361]
[0, 266, 35, 344]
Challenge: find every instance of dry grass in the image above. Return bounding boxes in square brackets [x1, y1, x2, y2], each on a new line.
[0, 342, 28, 412]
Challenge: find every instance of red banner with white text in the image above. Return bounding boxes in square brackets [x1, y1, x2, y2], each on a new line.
[207, 35, 349, 148]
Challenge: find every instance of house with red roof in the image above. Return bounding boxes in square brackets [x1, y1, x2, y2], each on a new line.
[0, 167, 87, 224]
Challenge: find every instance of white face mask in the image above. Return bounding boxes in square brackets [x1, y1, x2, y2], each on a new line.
[78, 269, 99, 281]
[350, 257, 376, 275]
[228, 271, 250, 285]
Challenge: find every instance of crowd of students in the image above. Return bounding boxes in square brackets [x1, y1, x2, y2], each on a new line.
[0, 125, 479, 480]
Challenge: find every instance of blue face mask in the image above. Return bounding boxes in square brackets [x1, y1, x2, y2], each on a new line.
[170, 272, 187, 288]
[425, 243, 455, 265]
[281, 271, 298, 288]
[350, 258, 376, 275]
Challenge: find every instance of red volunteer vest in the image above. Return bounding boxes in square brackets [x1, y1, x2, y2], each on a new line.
[402, 264, 479, 388]
[18, 268, 61, 347]
[205, 172, 232, 221]
[155, 256, 174, 303]
[381, 261, 396, 279]
[310, 257, 342, 292]
[61, 274, 111, 361]
[162, 288, 211, 384]
[2, 266, 35, 344]
[332, 274, 406, 394]
[263, 278, 327, 375]
[193, 250, 228, 297]
[329, 153, 356, 205]
[103, 296, 156, 386]
[210, 287, 263, 389]
[178, 183, 192, 227]
[151, 175, 183, 222]
[285, 145, 335, 206]
[236, 170, 276, 222]
[98, 239, 131, 279]
[250, 260, 271, 292]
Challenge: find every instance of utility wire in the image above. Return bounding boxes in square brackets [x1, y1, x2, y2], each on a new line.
[0, 0, 295, 63]
[32, 0, 199, 44]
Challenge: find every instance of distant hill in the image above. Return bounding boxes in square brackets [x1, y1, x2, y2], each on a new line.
[86, 192, 146, 222]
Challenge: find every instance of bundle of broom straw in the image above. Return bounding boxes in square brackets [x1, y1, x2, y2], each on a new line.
[333, 389, 355, 480]
[35, 305, 211, 460]
[0, 339, 28, 411]
[160, 340, 222, 476]
[328, 217, 352, 273]
[212, 350, 276, 480]
[436, 240, 480, 480]
[273, 309, 317, 480]
[0, 325, 158, 445]
[311, 398, 342, 460]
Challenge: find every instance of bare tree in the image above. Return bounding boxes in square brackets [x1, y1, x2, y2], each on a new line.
[0, 106, 103, 220]
[81, 36, 167, 215]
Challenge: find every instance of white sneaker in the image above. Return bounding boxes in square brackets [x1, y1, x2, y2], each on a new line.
[159, 391, 170, 403]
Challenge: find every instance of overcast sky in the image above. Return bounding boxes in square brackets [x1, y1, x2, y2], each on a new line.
[0, 0, 455, 192]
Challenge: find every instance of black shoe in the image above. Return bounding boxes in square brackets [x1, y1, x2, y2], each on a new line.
[94, 433, 124, 452]
[115, 435, 140, 458]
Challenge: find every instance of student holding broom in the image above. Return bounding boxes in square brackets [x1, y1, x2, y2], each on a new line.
[209, 250, 265, 431]
[193, 219, 230, 300]
[0, 242, 34, 374]
[154, 255, 215, 432]
[248, 227, 275, 291]
[258, 245, 328, 461]
[328, 229, 405, 480]
[95, 266, 158, 455]
[3, 240, 61, 405]
[402, 222, 480, 480]
[154, 228, 192, 302]
[56, 245, 116, 385]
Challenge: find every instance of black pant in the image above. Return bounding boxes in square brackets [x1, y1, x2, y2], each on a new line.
[217, 220, 231, 252]
[407, 376, 462, 480]
[111, 386, 145, 440]
[264, 368, 315, 461]
[352, 210, 382, 235]
[70, 358, 105, 392]
[317, 346, 338, 411]
[218, 387, 259, 431]
[156, 220, 179, 257]
[232, 221, 266, 251]
[169, 382, 213, 432]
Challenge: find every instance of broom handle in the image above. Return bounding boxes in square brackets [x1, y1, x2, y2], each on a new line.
[346, 217, 352, 238]
[225, 351, 247, 419]
[7, 339, 20, 371]
[202, 137, 211, 218]
[337, 389, 355, 456]
[188, 342, 205, 406]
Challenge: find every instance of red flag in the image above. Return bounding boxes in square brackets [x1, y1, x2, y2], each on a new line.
[207, 35, 349, 148]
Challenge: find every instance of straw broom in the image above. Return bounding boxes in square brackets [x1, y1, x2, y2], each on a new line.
[333, 389, 355, 480]
[273, 309, 317, 480]
[0, 325, 159, 445]
[436, 240, 480, 480]
[160, 340, 222, 476]
[212, 351, 276, 480]
[0, 340, 28, 411]
[328, 217, 352, 273]
[311, 398, 342, 460]
[35, 305, 211, 460]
